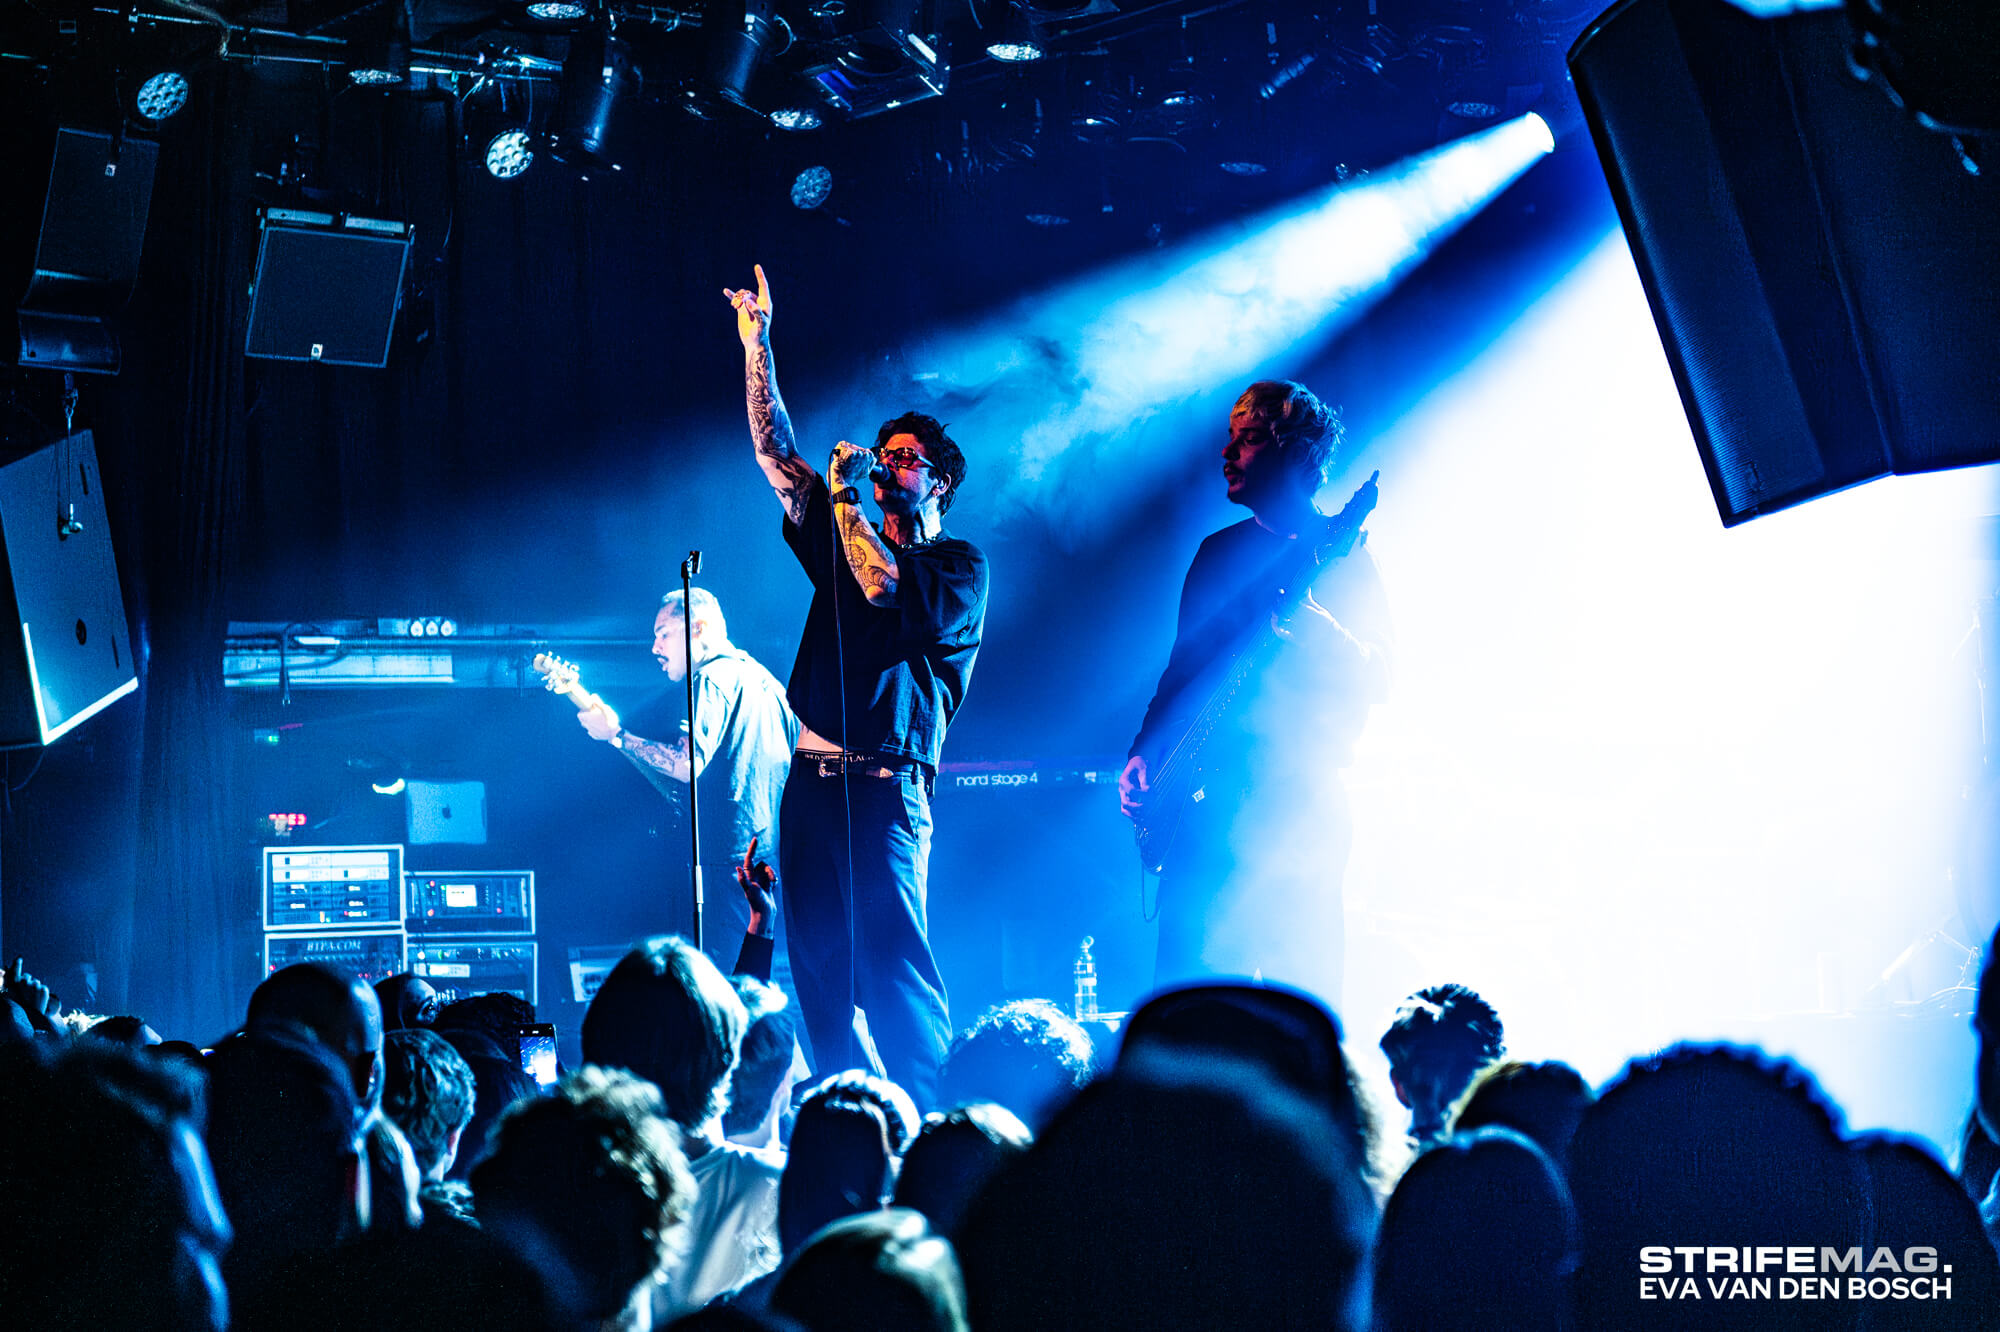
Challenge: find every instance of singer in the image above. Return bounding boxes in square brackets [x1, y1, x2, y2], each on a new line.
[726, 265, 988, 1109]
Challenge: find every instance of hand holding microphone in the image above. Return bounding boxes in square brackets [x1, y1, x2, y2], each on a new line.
[828, 440, 881, 492]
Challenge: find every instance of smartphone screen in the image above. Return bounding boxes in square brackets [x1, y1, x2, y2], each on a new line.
[515, 1022, 559, 1091]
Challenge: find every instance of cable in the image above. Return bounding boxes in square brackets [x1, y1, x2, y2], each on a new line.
[828, 477, 860, 1074]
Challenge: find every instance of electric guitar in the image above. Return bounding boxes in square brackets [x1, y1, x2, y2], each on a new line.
[1133, 471, 1380, 875]
[533, 653, 686, 811]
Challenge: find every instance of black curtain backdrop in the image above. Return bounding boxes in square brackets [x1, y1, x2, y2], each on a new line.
[124, 69, 252, 1041]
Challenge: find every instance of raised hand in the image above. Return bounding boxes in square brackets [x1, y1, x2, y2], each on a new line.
[737, 836, 776, 938]
[724, 264, 773, 349]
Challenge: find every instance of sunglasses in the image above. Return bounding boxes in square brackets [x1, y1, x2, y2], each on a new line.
[877, 446, 933, 472]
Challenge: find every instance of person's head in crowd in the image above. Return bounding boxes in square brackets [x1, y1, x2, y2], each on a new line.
[1375, 1126, 1577, 1331]
[0, 1038, 231, 1332]
[1117, 981, 1377, 1175]
[155, 1039, 206, 1066]
[1978, 923, 2000, 1145]
[382, 1027, 478, 1182]
[86, 1013, 164, 1046]
[1, 990, 35, 1042]
[473, 1066, 696, 1327]
[958, 1051, 1375, 1331]
[1568, 1044, 1865, 1332]
[202, 1025, 366, 1295]
[770, 1208, 969, 1332]
[725, 976, 807, 1150]
[1956, 1107, 2000, 1203]
[233, 1219, 556, 1332]
[1379, 983, 1505, 1147]
[1449, 1058, 1594, 1176]
[247, 962, 384, 1113]
[365, 1115, 425, 1235]
[434, 990, 536, 1043]
[1853, 1134, 2000, 1326]
[891, 1102, 1033, 1239]
[936, 998, 1092, 1131]
[665, 1309, 806, 1332]
[374, 973, 441, 1031]
[447, 1052, 539, 1182]
[583, 935, 748, 1138]
[781, 1071, 921, 1256]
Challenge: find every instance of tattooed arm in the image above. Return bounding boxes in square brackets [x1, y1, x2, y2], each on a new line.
[829, 442, 900, 606]
[620, 733, 691, 783]
[726, 264, 817, 524]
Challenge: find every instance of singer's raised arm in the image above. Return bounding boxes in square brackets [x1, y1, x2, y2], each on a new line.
[726, 264, 816, 525]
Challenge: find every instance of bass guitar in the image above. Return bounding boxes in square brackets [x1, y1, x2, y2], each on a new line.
[1133, 471, 1379, 875]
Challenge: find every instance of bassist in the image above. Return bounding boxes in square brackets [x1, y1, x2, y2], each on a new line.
[1118, 380, 1393, 996]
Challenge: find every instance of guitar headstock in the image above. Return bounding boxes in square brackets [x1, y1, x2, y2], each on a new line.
[532, 652, 580, 694]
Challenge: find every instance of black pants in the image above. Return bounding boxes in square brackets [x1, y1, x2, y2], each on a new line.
[778, 762, 950, 1110]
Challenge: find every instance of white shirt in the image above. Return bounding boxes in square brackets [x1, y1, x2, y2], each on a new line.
[660, 1138, 785, 1312]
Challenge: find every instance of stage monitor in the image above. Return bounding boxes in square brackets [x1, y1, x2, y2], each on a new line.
[264, 930, 408, 985]
[264, 844, 405, 931]
[405, 870, 535, 936]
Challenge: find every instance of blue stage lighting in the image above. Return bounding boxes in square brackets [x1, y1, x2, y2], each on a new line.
[791, 165, 834, 209]
[892, 113, 1558, 521]
[771, 107, 824, 131]
[988, 40, 1044, 62]
[485, 129, 535, 179]
[1525, 110, 1555, 154]
[135, 72, 190, 121]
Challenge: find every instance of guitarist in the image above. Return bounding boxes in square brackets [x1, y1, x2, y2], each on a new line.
[577, 587, 800, 980]
[1118, 380, 1393, 995]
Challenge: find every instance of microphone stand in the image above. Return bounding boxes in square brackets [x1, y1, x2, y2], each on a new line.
[681, 551, 703, 951]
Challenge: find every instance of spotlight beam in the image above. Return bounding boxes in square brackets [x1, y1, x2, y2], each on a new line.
[894, 114, 1557, 530]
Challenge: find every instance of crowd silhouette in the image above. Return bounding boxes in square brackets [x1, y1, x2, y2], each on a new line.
[4, 910, 1999, 1331]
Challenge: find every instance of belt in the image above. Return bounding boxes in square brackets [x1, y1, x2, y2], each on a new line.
[797, 750, 924, 780]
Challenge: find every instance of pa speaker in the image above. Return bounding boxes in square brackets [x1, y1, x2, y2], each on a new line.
[15, 128, 159, 375]
[1568, 0, 2000, 526]
[0, 431, 136, 747]
[245, 209, 411, 368]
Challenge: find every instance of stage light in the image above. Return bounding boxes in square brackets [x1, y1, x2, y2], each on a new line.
[790, 165, 834, 209]
[438, 619, 458, 636]
[705, 0, 782, 107]
[770, 106, 823, 130]
[983, 0, 1045, 61]
[485, 128, 535, 179]
[134, 72, 190, 121]
[348, 0, 412, 86]
[372, 778, 407, 796]
[526, 0, 590, 17]
[551, 23, 639, 165]
[1524, 110, 1554, 154]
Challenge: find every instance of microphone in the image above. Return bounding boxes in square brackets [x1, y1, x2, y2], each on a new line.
[834, 443, 887, 485]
